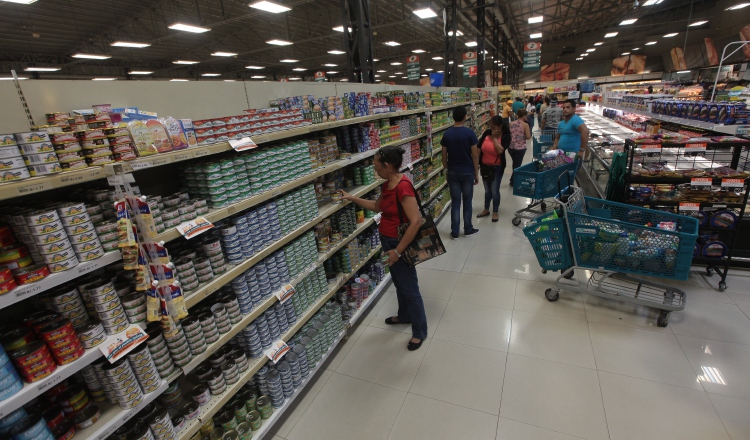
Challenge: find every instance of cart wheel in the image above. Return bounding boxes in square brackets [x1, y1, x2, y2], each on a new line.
[657, 311, 670, 327]
[512, 217, 522, 226]
[545, 288, 559, 302]
[563, 269, 574, 279]
[541, 269, 547, 274]
[540, 201, 547, 212]
[706, 267, 713, 277]
[719, 282, 727, 292]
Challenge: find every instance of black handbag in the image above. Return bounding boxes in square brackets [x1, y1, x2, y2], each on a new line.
[394, 180, 447, 266]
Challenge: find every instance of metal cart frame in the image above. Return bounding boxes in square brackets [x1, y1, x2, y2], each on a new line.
[511, 162, 578, 227]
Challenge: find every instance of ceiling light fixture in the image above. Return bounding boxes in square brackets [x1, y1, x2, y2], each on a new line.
[280, 59, 298, 62]
[249, 1, 291, 13]
[726, 2, 750, 10]
[174, 60, 199, 64]
[324, 63, 337, 67]
[292, 67, 307, 71]
[447, 30, 464, 36]
[663, 32, 678, 37]
[645, 41, 657, 45]
[425, 68, 433, 71]
[620, 18, 637, 25]
[128, 71, 153, 75]
[458, 64, 463, 67]
[576, 57, 583, 60]
[288, 77, 301, 80]
[377, 70, 386, 73]
[329, 71, 339, 74]
[528, 16, 543, 23]
[594, 42, 603, 46]
[24, 67, 60, 72]
[389, 75, 396, 78]
[432, 56, 443, 60]
[689, 20, 708, 26]
[168, 23, 210, 33]
[384, 41, 401, 46]
[251, 75, 266, 78]
[340, 78, 348, 82]
[579, 76, 589, 79]
[677, 70, 691, 73]
[530, 32, 542, 38]
[621, 52, 630, 55]
[465, 41, 478, 47]
[605, 32, 618, 37]
[265, 39, 292, 45]
[72, 53, 111, 59]
[438, 70, 443, 73]
[394, 72, 403, 75]
[211, 51, 238, 56]
[92, 78, 116, 81]
[170, 79, 189, 81]
[632, 47, 640, 50]
[412, 49, 426, 53]
[586, 48, 596, 52]
[332, 26, 352, 32]
[201, 73, 221, 76]
[0, 77, 27, 80]
[391, 62, 402, 65]
[642, 0, 663, 4]
[413, 7, 438, 18]
[246, 65, 264, 69]
[328, 50, 345, 55]
[111, 41, 151, 48]
[1, 0, 38, 4]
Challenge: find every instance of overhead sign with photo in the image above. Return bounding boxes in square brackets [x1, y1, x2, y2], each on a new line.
[540, 63, 569, 81]
[463, 51, 477, 77]
[407, 55, 420, 80]
[612, 54, 646, 75]
[314, 71, 326, 82]
[523, 42, 542, 71]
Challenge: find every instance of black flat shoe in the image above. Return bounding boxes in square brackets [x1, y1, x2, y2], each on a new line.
[407, 339, 424, 351]
[385, 317, 410, 325]
[477, 212, 490, 218]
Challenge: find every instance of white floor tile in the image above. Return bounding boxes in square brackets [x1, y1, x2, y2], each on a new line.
[500, 354, 609, 440]
[659, 271, 735, 304]
[589, 322, 702, 390]
[359, 289, 394, 327]
[508, 310, 596, 369]
[707, 393, 750, 440]
[322, 323, 366, 372]
[409, 339, 506, 415]
[418, 249, 469, 272]
[369, 295, 448, 336]
[599, 371, 730, 440]
[335, 326, 429, 391]
[450, 273, 516, 310]
[415, 268, 460, 300]
[463, 251, 522, 278]
[514, 279, 586, 321]
[270, 369, 333, 437]
[670, 300, 750, 345]
[514, 255, 579, 283]
[582, 293, 673, 333]
[469, 232, 524, 255]
[388, 393, 499, 440]
[676, 334, 750, 401]
[432, 300, 513, 352]
[727, 291, 750, 307]
[496, 418, 584, 440]
[287, 373, 406, 440]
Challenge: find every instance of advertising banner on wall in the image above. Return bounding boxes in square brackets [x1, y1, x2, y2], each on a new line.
[463, 51, 477, 77]
[670, 48, 688, 71]
[741, 24, 750, 59]
[705, 38, 719, 65]
[611, 54, 646, 75]
[523, 42, 542, 71]
[407, 55, 420, 80]
[539, 63, 569, 81]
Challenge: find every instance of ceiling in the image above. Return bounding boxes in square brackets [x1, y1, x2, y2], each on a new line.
[0, 0, 743, 83]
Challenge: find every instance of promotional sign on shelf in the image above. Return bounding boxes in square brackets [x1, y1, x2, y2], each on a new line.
[100, 324, 149, 363]
[407, 55, 420, 80]
[314, 71, 326, 82]
[523, 42, 541, 71]
[228, 137, 258, 152]
[463, 52, 477, 77]
[176, 216, 214, 239]
[265, 340, 290, 364]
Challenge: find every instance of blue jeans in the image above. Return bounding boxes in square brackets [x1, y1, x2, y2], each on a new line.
[507, 148, 527, 185]
[482, 165, 503, 213]
[528, 114, 535, 130]
[380, 235, 427, 340]
[447, 171, 475, 236]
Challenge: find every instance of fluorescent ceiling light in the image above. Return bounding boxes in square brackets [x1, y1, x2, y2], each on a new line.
[632, 47, 640, 50]
[170, 79, 189, 81]
[458, 64, 463, 67]
[1, 0, 38, 3]
[432, 56, 443, 60]
[72, 53, 110, 59]
[586, 48, 596, 52]
[663, 32, 678, 37]
[449, 61, 454, 64]
[384, 41, 401, 46]
[447, 30, 464, 36]
[328, 50, 345, 54]
[288, 77, 301, 80]
[246, 65, 264, 69]
[128, 71, 153, 75]
[374, 74, 379, 77]
[332, 26, 352, 32]
[329, 71, 339, 74]
[677, 70, 691, 73]
[581, 53, 589, 56]
[621, 52, 630, 55]
[265, 39, 292, 45]
[594, 42, 603, 46]
[412, 49, 425, 53]
[375, 79, 382, 82]
[389, 75, 396, 78]
[394, 72, 403, 75]
[579, 76, 589, 79]
[373, 59, 379, 61]
[425, 68, 433, 71]
[251, 75, 266, 78]
[528, 16, 543, 23]
[224, 80, 236, 82]
[438, 70, 443, 73]
[530, 33, 542, 39]
[323, 63, 337, 67]
[620, 18, 637, 25]
[401, 76, 407, 79]
[645, 41, 657, 45]
[525, 81, 534, 84]
[377, 70, 386, 73]
[174, 60, 199, 64]
[292, 68, 307, 71]
[689, 20, 708, 26]
[340, 79, 348, 82]
[0, 77, 27, 80]
[413, 7, 438, 18]
[465, 41, 477, 47]
[111, 41, 151, 48]
[201, 73, 221, 76]
[211, 51, 238, 56]
[642, 0, 663, 4]
[391, 62, 402, 65]
[576, 58, 583, 60]
[24, 67, 60, 72]
[605, 32, 618, 37]
[280, 59, 298, 62]
[249, 1, 291, 13]
[726, 2, 750, 10]
[421, 74, 427, 77]
[92, 78, 116, 81]
[168, 23, 210, 33]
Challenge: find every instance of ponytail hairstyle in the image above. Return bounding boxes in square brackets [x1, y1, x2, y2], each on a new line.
[376, 145, 405, 170]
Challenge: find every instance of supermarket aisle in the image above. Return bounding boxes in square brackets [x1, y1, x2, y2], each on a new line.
[266, 156, 750, 440]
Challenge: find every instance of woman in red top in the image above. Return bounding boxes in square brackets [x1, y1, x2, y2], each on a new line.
[340, 146, 427, 351]
[476, 116, 509, 223]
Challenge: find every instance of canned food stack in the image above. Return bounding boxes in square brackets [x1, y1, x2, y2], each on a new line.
[79, 364, 108, 403]
[0, 343, 23, 401]
[146, 327, 178, 383]
[83, 279, 128, 335]
[160, 382, 183, 409]
[90, 358, 119, 404]
[147, 407, 176, 440]
[285, 231, 317, 278]
[13, 131, 63, 178]
[0, 136, 31, 182]
[5, 413, 56, 440]
[45, 129, 86, 172]
[163, 322, 194, 370]
[102, 358, 145, 409]
[56, 202, 106, 264]
[127, 344, 163, 394]
[105, 123, 138, 162]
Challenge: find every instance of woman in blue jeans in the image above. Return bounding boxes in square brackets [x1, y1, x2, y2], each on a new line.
[476, 116, 510, 222]
[340, 146, 427, 351]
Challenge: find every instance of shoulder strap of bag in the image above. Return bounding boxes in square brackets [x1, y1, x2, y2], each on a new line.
[395, 178, 426, 224]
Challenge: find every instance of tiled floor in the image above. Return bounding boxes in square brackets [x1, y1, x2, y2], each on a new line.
[266, 144, 750, 439]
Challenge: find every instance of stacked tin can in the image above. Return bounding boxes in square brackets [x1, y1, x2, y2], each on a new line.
[146, 326, 178, 380]
[102, 358, 144, 409]
[164, 323, 193, 369]
[286, 231, 317, 277]
[56, 202, 106, 264]
[23, 208, 80, 273]
[0, 136, 31, 182]
[289, 266, 327, 319]
[180, 316, 206, 355]
[147, 407, 176, 440]
[14, 130, 63, 177]
[127, 344, 162, 394]
[45, 285, 90, 329]
[0, 343, 22, 401]
[83, 278, 128, 335]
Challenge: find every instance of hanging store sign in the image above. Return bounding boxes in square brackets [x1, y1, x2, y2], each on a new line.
[407, 55, 420, 80]
[523, 42, 542, 71]
[463, 51, 477, 77]
[314, 71, 326, 82]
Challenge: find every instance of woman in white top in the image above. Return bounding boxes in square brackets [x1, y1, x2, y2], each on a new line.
[525, 99, 536, 131]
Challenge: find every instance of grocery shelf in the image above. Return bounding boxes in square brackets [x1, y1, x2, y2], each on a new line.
[590, 102, 740, 135]
[87, 380, 169, 440]
[628, 176, 749, 185]
[0, 346, 103, 418]
[431, 124, 453, 134]
[415, 167, 444, 190]
[427, 181, 448, 201]
[0, 167, 106, 201]
[346, 273, 391, 327]
[434, 200, 452, 223]
[175, 419, 202, 440]
[627, 200, 745, 209]
[0, 250, 122, 310]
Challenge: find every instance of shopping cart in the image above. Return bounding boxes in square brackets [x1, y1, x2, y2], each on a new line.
[511, 160, 578, 226]
[533, 130, 557, 158]
[527, 180, 699, 327]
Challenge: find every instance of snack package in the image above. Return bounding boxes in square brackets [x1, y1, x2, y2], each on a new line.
[128, 120, 158, 156]
[115, 199, 137, 248]
[133, 196, 158, 239]
[143, 242, 170, 265]
[146, 287, 160, 322]
[160, 283, 188, 320]
[161, 117, 189, 150]
[149, 263, 176, 283]
[158, 294, 179, 337]
[147, 119, 173, 153]
[179, 119, 199, 148]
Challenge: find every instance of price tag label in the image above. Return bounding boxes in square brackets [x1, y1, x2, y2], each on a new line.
[15, 283, 42, 298]
[16, 181, 50, 195]
[684, 143, 707, 152]
[264, 340, 290, 364]
[130, 162, 153, 171]
[721, 178, 744, 188]
[691, 178, 712, 189]
[255, 136, 270, 143]
[176, 216, 214, 239]
[174, 152, 192, 162]
[679, 202, 700, 212]
[274, 284, 296, 304]
[37, 372, 65, 392]
[59, 173, 86, 184]
[640, 144, 661, 151]
[194, 149, 211, 157]
[228, 137, 258, 152]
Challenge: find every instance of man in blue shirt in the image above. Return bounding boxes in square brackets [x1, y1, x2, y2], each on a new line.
[441, 105, 480, 239]
[511, 97, 525, 118]
[553, 99, 589, 158]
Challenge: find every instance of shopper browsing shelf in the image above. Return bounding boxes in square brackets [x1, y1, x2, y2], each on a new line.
[440, 105, 480, 239]
[552, 99, 589, 158]
[476, 116, 510, 223]
[541, 99, 562, 130]
[508, 109, 532, 187]
[339, 146, 427, 351]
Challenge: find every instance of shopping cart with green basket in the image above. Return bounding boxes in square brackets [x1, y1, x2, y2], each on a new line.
[533, 130, 557, 158]
[530, 179, 698, 327]
[511, 160, 578, 226]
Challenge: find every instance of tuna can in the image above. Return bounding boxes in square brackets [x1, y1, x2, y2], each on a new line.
[255, 396, 273, 419]
[77, 321, 106, 348]
[183, 401, 200, 420]
[192, 384, 211, 405]
[245, 411, 262, 431]
[65, 221, 95, 236]
[47, 255, 79, 274]
[9, 415, 49, 440]
[235, 422, 252, 440]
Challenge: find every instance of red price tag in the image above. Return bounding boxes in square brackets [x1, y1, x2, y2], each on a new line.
[640, 144, 661, 150]
[691, 178, 712, 187]
[684, 143, 707, 152]
[721, 178, 744, 188]
[679, 202, 700, 211]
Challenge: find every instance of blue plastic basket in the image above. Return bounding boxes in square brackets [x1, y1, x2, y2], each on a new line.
[565, 197, 699, 280]
[523, 211, 573, 271]
[513, 161, 578, 200]
[532, 130, 557, 157]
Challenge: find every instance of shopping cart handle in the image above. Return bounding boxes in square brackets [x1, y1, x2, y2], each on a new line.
[557, 167, 576, 203]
